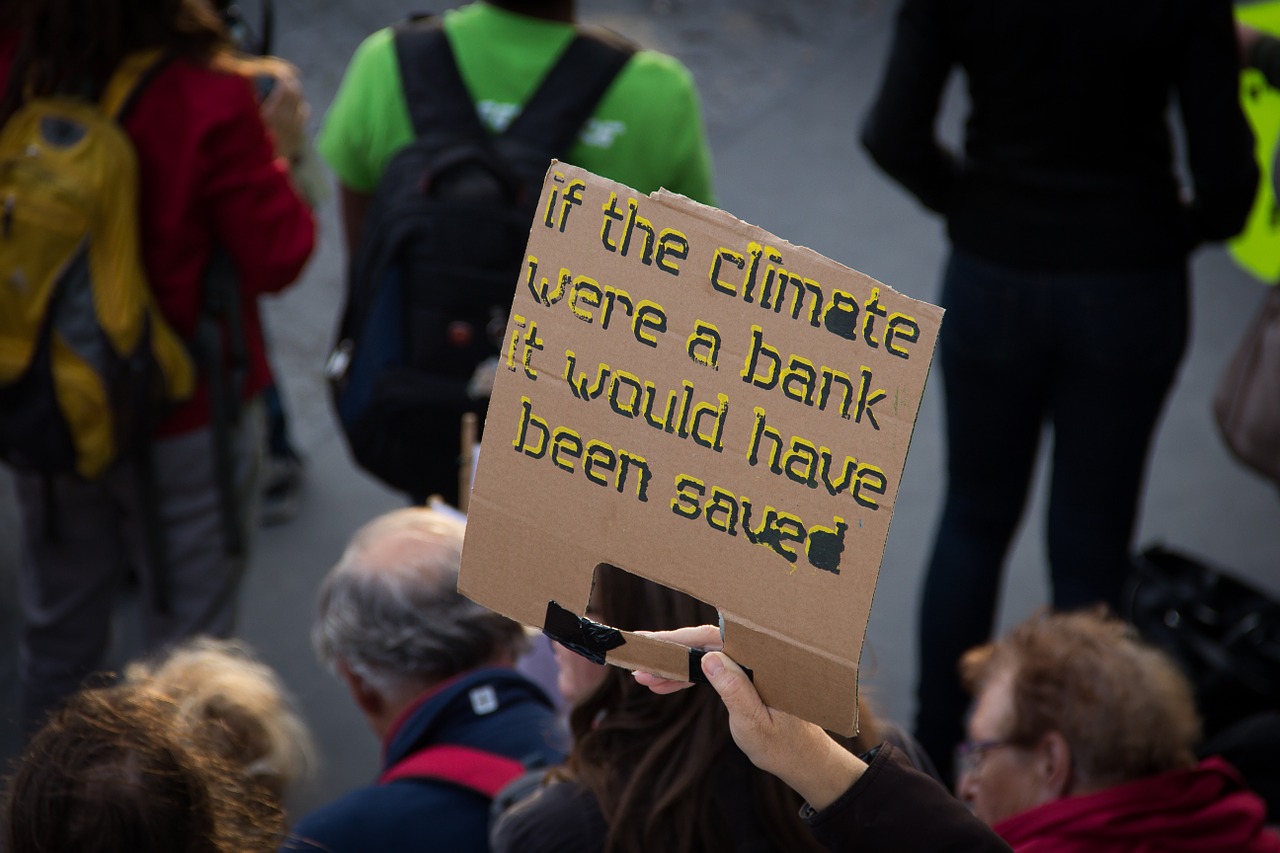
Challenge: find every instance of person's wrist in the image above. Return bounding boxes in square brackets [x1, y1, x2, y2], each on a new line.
[772, 724, 866, 810]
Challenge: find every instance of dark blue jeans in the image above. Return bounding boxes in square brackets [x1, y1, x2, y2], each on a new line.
[914, 250, 1188, 782]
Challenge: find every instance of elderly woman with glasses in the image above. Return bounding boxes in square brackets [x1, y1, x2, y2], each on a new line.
[953, 609, 1278, 852]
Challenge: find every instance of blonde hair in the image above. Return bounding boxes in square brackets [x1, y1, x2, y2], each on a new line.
[125, 637, 316, 800]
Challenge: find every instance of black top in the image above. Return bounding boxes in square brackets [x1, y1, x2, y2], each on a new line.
[804, 745, 1011, 853]
[861, 0, 1258, 271]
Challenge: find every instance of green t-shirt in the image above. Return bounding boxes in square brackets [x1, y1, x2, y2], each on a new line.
[317, 2, 716, 204]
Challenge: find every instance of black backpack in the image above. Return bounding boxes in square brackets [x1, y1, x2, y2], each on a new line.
[1125, 544, 1280, 738]
[326, 17, 634, 503]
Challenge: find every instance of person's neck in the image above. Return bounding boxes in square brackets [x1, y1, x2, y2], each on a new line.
[484, 0, 575, 24]
[371, 680, 434, 741]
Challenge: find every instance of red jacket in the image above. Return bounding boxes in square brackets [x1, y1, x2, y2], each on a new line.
[0, 36, 315, 436]
[994, 757, 1280, 853]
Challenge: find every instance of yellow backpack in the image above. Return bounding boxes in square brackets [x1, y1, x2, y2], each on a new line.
[0, 51, 195, 480]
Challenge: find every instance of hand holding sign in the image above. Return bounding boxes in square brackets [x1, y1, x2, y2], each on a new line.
[633, 625, 867, 811]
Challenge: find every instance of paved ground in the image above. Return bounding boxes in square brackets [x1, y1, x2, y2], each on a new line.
[1, 0, 1277, 815]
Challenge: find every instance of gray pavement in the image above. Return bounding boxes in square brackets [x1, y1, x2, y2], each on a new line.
[2, 0, 1277, 815]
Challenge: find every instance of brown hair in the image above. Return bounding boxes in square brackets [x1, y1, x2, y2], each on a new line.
[2, 0, 228, 122]
[960, 608, 1201, 788]
[2, 684, 284, 853]
[564, 565, 824, 853]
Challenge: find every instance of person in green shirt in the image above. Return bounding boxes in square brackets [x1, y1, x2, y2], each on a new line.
[318, 0, 716, 255]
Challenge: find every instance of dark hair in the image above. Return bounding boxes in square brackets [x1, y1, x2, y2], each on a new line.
[2, 684, 284, 853]
[2, 0, 227, 121]
[564, 565, 824, 853]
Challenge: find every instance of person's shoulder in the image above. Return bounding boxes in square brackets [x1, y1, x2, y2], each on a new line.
[147, 55, 260, 122]
[329, 25, 401, 105]
[620, 47, 697, 90]
[122, 54, 260, 147]
[163, 55, 254, 94]
[456, 669, 567, 754]
[491, 780, 606, 853]
[349, 25, 397, 65]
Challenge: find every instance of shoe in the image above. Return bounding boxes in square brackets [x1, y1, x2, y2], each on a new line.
[260, 450, 303, 527]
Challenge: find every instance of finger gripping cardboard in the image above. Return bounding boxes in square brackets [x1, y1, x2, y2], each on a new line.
[459, 163, 943, 735]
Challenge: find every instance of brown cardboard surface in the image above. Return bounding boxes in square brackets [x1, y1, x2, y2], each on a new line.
[458, 162, 943, 734]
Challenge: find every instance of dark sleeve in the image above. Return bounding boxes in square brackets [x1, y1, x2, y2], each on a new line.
[1175, 0, 1259, 244]
[490, 781, 610, 853]
[803, 745, 1012, 853]
[859, 0, 960, 213]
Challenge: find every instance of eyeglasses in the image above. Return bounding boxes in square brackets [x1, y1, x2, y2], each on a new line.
[954, 738, 1019, 778]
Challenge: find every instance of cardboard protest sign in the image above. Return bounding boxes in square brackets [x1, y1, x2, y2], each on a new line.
[458, 162, 943, 734]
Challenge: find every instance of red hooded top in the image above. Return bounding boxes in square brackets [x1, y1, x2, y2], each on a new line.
[0, 33, 315, 436]
[995, 757, 1280, 853]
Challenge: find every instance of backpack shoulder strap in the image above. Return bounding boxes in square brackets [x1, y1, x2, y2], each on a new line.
[100, 49, 175, 122]
[392, 17, 634, 153]
[392, 17, 487, 142]
[379, 744, 527, 799]
[502, 25, 635, 156]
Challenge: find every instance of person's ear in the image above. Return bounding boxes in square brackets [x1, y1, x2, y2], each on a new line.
[1036, 730, 1074, 798]
[337, 658, 383, 719]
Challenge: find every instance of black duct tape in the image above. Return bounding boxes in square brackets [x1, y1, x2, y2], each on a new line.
[543, 600, 626, 665]
[688, 647, 753, 685]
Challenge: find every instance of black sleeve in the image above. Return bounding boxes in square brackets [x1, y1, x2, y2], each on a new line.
[804, 744, 1012, 853]
[859, 0, 960, 214]
[1175, 0, 1259, 244]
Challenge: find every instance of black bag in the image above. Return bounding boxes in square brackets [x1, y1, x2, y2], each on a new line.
[1125, 545, 1280, 737]
[326, 18, 633, 503]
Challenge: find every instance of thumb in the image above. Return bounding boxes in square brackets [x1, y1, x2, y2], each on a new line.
[701, 651, 764, 720]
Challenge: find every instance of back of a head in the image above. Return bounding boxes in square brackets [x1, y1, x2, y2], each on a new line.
[961, 609, 1201, 788]
[313, 507, 527, 691]
[1, 0, 229, 128]
[4, 686, 219, 853]
[124, 636, 316, 801]
[568, 565, 822, 853]
[3, 684, 285, 853]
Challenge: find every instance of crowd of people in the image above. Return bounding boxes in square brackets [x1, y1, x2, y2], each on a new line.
[2, 0, 1278, 850]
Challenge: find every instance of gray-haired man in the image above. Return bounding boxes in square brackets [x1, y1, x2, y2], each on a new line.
[282, 507, 564, 853]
